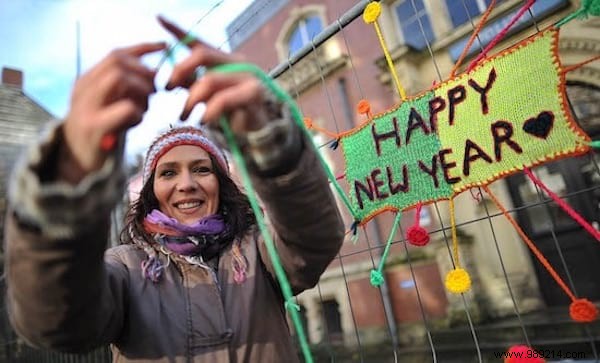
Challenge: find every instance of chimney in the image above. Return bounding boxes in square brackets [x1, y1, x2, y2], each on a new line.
[2, 67, 23, 89]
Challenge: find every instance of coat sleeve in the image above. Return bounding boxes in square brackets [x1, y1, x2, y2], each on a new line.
[253, 131, 345, 295]
[4, 120, 129, 353]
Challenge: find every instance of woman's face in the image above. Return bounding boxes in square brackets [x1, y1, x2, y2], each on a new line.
[153, 145, 220, 225]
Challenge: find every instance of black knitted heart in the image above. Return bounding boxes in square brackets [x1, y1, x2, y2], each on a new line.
[522, 111, 554, 139]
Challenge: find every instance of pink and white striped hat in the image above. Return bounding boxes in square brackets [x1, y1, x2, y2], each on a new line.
[142, 126, 228, 183]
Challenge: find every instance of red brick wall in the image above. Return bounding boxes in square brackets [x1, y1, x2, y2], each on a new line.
[386, 262, 448, 322]
[347, 277, 387, 327]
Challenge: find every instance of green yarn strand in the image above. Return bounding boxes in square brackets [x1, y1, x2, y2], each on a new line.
[369, 212, 402, 287]
[218, 116, 313, 363]
[210, 62, 363, 363]
[210, 63, 358, 221]
[556, 0, 600, 27]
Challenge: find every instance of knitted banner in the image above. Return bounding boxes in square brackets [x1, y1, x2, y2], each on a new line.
[341, 27, 590, 222]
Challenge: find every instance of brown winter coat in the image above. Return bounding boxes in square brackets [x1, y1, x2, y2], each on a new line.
[4, 121, 344, 362]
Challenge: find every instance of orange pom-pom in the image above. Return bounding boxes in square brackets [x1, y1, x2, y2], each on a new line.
[406, 225, 429, 246]
[303, 117, 313, 129]
[570, 298, 598, 322]
[503, 345, 545, 363]
[357, 99, 371, 115]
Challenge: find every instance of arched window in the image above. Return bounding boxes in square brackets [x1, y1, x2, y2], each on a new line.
[287, 15, 323, 56]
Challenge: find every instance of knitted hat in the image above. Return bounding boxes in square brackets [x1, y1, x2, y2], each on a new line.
[142, 126, 228, 183]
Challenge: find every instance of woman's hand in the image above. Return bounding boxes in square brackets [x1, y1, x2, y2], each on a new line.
[60, 42, 166, 183]
[158, 16, 271, 134]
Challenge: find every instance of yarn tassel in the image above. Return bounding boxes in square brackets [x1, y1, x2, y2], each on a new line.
[363, 2, 407, 101]
[444, 198, 472, 294]
[556, 0, 600, 27]
[483, 186, 598, 323]
[370, 212, 402, 287]
[141, 255, 165, 283]
[357, 99, 372, 119]
[231, 240, 248, 284]
[406, 202, 430, 246]
[329, 139, 340, 150]
[350, 220, 360, 243]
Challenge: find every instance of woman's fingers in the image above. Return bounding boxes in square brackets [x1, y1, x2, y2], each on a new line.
[99, 99, 146, 133]
[158, 16, 242, 90]
[180, 72, 248, 120]
[157, 15, 205, 49]
[166, 46, 240, 90]
[125, 41, 168, 57]
[201, 77, 267, 130]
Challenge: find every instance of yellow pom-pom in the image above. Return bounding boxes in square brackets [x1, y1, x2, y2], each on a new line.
[445, 268, 471, 294]
[363, 2, 381, 24]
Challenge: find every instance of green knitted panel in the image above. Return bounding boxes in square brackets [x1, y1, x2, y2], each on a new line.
[341, 91, 453, 221]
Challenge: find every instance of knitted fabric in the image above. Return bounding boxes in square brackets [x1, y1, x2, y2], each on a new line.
[143, 126, 228, 183]
[340, 27, 590, 223]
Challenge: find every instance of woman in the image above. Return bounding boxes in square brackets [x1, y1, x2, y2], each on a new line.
[4, 17, 344, 362]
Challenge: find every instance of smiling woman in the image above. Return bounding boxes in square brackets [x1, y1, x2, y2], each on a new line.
[153, 145, 221, 224]
[3, 16, 344, 363]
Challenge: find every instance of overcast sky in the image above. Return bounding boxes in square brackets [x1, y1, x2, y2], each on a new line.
[0, 0, 254, 163]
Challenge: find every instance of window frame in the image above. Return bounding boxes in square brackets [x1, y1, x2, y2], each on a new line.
[391, 0, 436, 51]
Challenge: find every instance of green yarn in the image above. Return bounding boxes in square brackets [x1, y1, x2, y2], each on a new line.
[285, 300, 301, 312]
[217, 115, 313, 363]
[556, 0, 600, 27]
[369, 212, 402, 288]
[591, 140, 600, 149]
[583, 0, 600, 16]
[370, 270, 384, 287]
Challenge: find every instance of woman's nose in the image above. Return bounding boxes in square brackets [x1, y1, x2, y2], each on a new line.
[176, 171, 198, 192]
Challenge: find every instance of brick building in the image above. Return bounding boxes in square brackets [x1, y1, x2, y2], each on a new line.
[226, 0, 600, 354]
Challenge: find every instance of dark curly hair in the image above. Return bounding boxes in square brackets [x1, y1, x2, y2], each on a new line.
[120, 153, 256, 245]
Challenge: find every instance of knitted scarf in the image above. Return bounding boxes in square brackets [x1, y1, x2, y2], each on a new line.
[144, 209, 232, 259]
[139, 209, 248, 284]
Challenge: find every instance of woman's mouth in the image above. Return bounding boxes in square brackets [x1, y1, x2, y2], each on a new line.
[174, 201, 203, 211]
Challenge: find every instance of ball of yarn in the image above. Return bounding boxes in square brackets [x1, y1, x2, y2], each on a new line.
[357, 99, 371, 115]
[503, 345, 545, 363]
[363, 2, 381, 24]
[445, 268, 471, 294]
[569, 298, 598, 322]
[406, 225, 430, 246]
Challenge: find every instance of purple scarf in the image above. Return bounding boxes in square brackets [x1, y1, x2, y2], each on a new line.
[143, 209, 232, 258]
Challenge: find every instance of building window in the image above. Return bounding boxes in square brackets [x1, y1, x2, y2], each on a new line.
[322, 299, 342, 341]
[394, 0, 435, 50]
[567, 81, 600, 136]
[445, 0, 500, 28]
[287, 15, 323, 56]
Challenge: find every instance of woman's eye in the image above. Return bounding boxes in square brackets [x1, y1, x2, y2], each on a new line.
[193, 166, 212, 174]
[159, 170, 175, 177]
